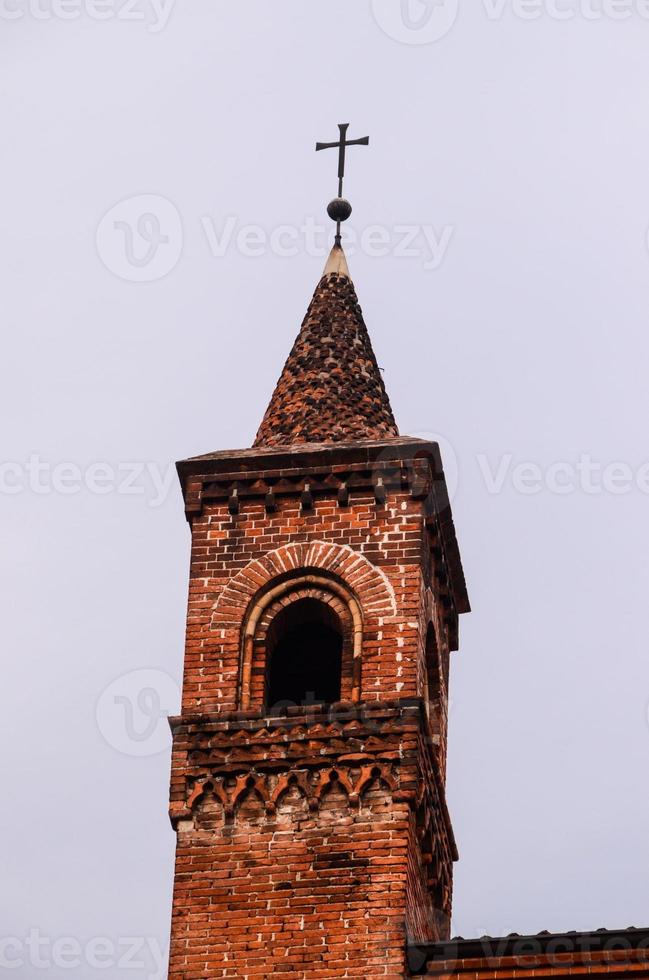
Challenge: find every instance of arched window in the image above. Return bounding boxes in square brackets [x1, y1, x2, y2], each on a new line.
[239, 574, 361, 712]
[425, 623, 441, 737]
[265, 598, 343, 713]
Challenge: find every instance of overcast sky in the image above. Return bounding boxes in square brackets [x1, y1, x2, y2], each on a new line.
[3, 1, 649, 976]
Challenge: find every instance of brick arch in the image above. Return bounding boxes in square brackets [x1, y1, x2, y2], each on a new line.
[212, 540, 396, 629]
[257, 586, 352, 642]
[240, 576, 362, 710]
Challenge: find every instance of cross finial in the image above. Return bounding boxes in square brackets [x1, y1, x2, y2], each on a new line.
[316, 123, 369, 242]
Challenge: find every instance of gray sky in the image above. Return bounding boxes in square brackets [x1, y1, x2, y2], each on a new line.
[3, 1, 649, 975]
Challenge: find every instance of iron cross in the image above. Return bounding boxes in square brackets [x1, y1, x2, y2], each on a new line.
[316, 123, 369, 198]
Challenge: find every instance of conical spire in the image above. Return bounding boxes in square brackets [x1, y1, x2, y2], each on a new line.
[253, 245, 399, 448]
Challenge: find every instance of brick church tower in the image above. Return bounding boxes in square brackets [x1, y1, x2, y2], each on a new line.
[167, 145, 470, 976]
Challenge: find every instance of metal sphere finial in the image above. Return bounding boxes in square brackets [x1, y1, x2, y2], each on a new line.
[327, 198, 352, 223]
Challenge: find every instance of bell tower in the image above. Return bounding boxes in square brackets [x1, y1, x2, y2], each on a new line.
[167, 130, 469, 978]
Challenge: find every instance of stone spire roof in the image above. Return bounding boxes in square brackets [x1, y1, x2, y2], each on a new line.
[253, 244, 399, 447]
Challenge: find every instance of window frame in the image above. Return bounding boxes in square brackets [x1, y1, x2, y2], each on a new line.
[239, 572, 363, 712]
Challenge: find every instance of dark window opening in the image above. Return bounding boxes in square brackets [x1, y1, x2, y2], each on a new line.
[265, 598, 342, 713]
[426, 623, 441, 731]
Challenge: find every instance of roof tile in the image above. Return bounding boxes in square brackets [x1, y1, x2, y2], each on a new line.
[254, 247, 398, 447]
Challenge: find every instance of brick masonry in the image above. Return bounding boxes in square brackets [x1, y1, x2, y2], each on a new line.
[167, 438, 466, 978]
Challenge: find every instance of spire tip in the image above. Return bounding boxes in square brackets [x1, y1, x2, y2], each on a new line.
[323, 242, 350, 278]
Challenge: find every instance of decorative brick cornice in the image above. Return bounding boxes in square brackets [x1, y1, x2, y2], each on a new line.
[180, 441, 430, 514]
[176, 762, 400, 823]
[168, 698, 457, 860]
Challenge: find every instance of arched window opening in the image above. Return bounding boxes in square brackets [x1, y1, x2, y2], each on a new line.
[425, 623, 442, 737]
[265, 598, 343, 713]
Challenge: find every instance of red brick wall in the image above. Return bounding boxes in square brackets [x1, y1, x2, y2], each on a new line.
[168, 475, 455, 978]
[182, 492, 439, 713]
[170, 779, 412, 977]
